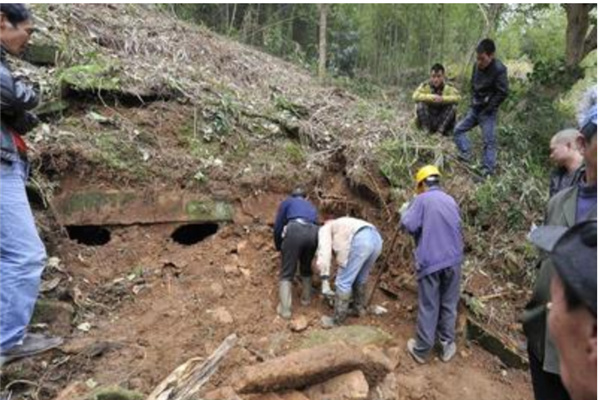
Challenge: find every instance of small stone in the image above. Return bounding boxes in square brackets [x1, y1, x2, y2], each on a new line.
[213, 307, 234, 324]
[240, 267, 251, 278]
[383, 347, 401, 370]
[460, 350, 469, 358]
[128, 378, 145, 391]
[236, 240, 249, 255]
[501, 369, 508, 377]
[211, 282, 225, 298]
[290, 316, 308, 332]
[224, 264, 240, 276]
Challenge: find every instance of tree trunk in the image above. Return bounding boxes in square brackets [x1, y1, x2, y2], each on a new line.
[564, 4, 597, 68]
[318, 4, 328, 81]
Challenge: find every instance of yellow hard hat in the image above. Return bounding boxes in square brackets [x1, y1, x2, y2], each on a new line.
[415, 165, 441, 187]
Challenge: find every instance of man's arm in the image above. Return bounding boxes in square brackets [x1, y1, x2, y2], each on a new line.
[485, 65, 509, 113]
[442, 85, 461, 104]
[412, 83, 437, 103]
[400, 197, 423, 234]
[0, 66, 39, 113]
[273, 200, 289, 251]
[316, 223, 333, 278]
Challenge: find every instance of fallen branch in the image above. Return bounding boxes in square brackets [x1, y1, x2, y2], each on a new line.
[147, 333, 238, 400]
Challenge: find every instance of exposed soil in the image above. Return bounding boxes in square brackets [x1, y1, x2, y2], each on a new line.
[2, 183, 532, 400]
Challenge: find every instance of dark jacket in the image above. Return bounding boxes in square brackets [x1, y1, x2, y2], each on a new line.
[1, 48, 39, 162]
[522, 184, 597, 374]
[471, 59, 508, 114]
[549, 164, 585, 197]
[273, 196, 318, 251]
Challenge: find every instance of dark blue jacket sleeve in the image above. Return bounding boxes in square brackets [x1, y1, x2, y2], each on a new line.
[273, 199, 289, 251]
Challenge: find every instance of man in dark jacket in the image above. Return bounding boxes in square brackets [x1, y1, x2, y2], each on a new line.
[531, 221, 596, 400]
[0, 4, 63, 366]
[454, 38, 509, 178]
[273, 188, 319, 319]
[522, 100, 596, 400]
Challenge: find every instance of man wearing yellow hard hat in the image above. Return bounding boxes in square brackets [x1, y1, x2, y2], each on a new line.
[399, 165, 464, 364]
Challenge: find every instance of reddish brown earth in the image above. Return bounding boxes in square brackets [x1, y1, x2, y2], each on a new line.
[2, 188, 533, 400]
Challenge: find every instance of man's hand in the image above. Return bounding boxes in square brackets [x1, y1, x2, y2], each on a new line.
[398, 201, 411, 218]
[433, 95, 443, 103]
[321, 278, 335, 297]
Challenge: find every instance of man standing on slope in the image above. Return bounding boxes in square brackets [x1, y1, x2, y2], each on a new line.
[0, 3, 63, 366]
[454, 38, 509, 178]
[400, 165, 464, 364]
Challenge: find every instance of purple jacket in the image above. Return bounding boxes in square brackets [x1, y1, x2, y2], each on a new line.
[400, 187, 464, 279]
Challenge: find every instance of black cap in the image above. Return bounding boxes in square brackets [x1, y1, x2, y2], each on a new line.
[291, 187, 306, 198]
[529, 221, 597, 316]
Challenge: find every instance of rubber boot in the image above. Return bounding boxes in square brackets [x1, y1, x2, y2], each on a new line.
[301, 276, 312, 306]
[321, 291, 351, 328]
[277, 280, 292, 319]
[351, 283, 368, 317]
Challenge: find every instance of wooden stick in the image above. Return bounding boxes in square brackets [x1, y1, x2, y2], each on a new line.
[147, 333, 238, 400]
[367, 229, 400, 307]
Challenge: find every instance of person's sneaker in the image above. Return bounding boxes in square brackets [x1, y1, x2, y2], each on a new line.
[0, 333, 63, 366]
[440, 341, 457, 362]
[407, 338, 426, 364]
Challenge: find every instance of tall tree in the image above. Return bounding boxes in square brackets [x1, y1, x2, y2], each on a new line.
[563, 4, 597, 68]
[318, 4, 329, 81]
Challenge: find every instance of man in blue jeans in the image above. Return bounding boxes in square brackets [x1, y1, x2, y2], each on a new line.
[1, 3, 62, 366]
[454, 38, 509, 178]
[400, 165, 464, 363]
[317, 216, 383, 328]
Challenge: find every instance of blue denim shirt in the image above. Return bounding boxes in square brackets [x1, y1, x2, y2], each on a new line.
[400, 187, 464, 279]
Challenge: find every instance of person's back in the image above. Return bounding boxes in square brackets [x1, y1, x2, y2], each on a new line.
[413, 188, 463, 276]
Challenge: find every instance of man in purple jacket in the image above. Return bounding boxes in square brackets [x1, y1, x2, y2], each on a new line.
[400, 165, 464, 364]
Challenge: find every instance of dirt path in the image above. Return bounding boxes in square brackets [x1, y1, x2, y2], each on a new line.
[3, 192, 534, 400]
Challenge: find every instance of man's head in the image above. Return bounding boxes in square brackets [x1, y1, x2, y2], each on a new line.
[0, 4, 33, 57]
[415, 165, 441, 194]
[476, 38, 495, 70]
[550, 129, 582, 168]
[531, 221, 597, 400]
[290, 187, 306, 198]
[429, 63, 445, 89]
[577, 102, 597, 185]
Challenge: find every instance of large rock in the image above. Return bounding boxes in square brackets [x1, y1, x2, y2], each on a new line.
[232, 342, 394, 394]
[368, 373, 399, 400]
[304, 370, 369, 400]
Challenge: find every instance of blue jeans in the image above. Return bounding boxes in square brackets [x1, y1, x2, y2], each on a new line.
[0, 160, 47, 351]
[335, 227, 383, 294]
[453, 108, 497, 174]
[413, 266, 461, 357]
